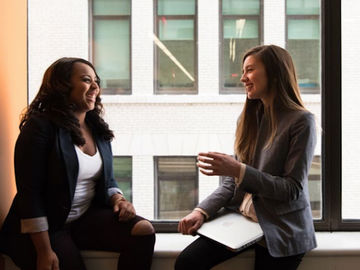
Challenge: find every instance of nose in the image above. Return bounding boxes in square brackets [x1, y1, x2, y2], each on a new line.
[240, 72, 247, 83]
[91, 80, 99, 91]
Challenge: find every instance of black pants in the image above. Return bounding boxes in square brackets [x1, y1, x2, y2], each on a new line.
[0, 207, 155, 270]
[175, 236, 304, 270]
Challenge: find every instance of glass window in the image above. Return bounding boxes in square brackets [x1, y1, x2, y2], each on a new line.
[113, 156, 132, 202]
[286, 0, 320, 93]
[220, 0, 262, 93]
[155, 157, 198, 220]
[154, 0, 197, 94]
[308, 155, 321, 219]
[92, 0, 131, 94]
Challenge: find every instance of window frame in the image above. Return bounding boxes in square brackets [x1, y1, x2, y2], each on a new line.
[153, 156, 199, 221]
[315, 0, 360, 231]
[89, 0, 132, 95]
[219, 0, 264, 94]
[153, 0, 198, 95]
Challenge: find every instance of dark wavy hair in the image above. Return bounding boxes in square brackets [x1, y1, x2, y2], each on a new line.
[20, 57, 114, 145]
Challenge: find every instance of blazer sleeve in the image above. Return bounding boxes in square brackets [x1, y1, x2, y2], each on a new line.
[239, 112, 317, 202]
[196, 176, 237, 218]
[14, 116, 55, 232]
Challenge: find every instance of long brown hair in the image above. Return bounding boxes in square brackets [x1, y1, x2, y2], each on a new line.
[235, 45, 305, 163]
[20, 57, 114, 145]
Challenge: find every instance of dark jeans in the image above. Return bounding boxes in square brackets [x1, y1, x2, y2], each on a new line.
[175, 236, 304, 270]
[0, 207, 155, 270]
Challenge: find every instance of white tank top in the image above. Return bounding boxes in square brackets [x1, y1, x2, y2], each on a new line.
[66, 145, 102, 223]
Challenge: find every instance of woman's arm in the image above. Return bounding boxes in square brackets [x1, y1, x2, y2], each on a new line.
[30, 231, 59, 270]
[15, 116, 55, 233]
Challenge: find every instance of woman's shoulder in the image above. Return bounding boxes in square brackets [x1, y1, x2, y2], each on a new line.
[281, 109, 315, 124]
[20, 114, 57, 135]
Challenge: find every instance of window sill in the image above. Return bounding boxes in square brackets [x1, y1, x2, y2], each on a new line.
[3, 232, 360, 270]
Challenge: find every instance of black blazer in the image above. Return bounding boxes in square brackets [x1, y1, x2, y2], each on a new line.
[1, 115, 118, 234]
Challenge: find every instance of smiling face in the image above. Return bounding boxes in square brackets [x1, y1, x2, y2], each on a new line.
[69, 62, 100, 114]
[241, 55, 269, 104]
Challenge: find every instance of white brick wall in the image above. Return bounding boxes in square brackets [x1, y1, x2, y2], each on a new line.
[28, 0, 89, 101]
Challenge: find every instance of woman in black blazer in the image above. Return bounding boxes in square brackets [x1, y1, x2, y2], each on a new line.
[0, 57, 155, 270]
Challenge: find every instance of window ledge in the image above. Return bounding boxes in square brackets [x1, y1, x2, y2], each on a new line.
[80, 231, 360, 258]
[3, 232, 360, 270]
[101, 94, 321, 104]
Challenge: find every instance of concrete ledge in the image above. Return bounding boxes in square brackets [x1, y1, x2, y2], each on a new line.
[2, 232, 360, 270]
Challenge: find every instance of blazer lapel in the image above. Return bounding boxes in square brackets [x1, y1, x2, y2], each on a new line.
[58, 128, 79, 201]
[96, 137, 111, 184]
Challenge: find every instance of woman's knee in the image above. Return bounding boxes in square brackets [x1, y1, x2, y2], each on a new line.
[175, 250, 202, 270]
[130, 220, 155, 236]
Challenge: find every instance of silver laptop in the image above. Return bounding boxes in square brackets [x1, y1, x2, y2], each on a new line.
[197, 210, 263, 251]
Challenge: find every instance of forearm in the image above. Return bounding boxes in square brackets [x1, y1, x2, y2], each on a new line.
[30, 231, 52, 253]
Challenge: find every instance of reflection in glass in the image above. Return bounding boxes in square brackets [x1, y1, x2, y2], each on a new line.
[155, 0, 196, 93]
[221, 0, 261, 93]
[94, 20, 130, 93]
[286, 0, 320, 93]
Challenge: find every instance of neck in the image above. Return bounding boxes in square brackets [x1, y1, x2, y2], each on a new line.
[74, 111, 86, 127]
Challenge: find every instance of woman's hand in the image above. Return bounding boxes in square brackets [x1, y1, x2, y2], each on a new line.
[111, 194, 136, 221]
[178, 210, 204, 235]
[197, 152, 241, 178]
[36, 249, 59, 270]
[30, 231, 59, 270]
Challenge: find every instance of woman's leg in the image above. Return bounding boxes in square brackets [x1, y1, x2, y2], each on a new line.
[254, 244, 305, 270]
[70, 206, 155, 270]
[175, 236, 253, 270]
[0, 229, 86, 270]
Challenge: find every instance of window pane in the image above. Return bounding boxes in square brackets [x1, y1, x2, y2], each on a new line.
[288, 19, 320, 40]
[93, 0, 130, 16]
[156, 157, 198, 220]
[223, 19, 258, 39]
[223, 19, 259, 88]
[94, 19, 130, 93]
[156, 19, 195, 90]
[223, 0, 260, 15]
[113, 157, 132, 202]
[287, 19, 320, 91]
[158, 0, 195, 15]
[287, 0, 320, 15]
[308, 156, 321, 219]
[159, 19, 194, 40]
[342, 0, 360, 219]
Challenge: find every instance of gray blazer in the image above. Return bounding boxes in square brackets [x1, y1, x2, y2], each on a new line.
[198, 109, 317, 257]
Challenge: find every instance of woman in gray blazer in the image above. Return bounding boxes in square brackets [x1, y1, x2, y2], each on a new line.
[176, 45, 317, 270]
[0, 58, 155, 270]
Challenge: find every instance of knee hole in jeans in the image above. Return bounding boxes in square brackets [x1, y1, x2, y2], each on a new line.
[130, 220, 155, 236]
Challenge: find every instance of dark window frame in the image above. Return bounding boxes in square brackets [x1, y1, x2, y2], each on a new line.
[153, 156, 199, 225]
[89, 0, 132, 95]
[219, 0, 264, 94]
[315, 0, 360, 231]
[153, 0, 198, 94]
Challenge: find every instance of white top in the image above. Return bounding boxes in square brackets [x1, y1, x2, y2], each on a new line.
[66, 145, 102, 223]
